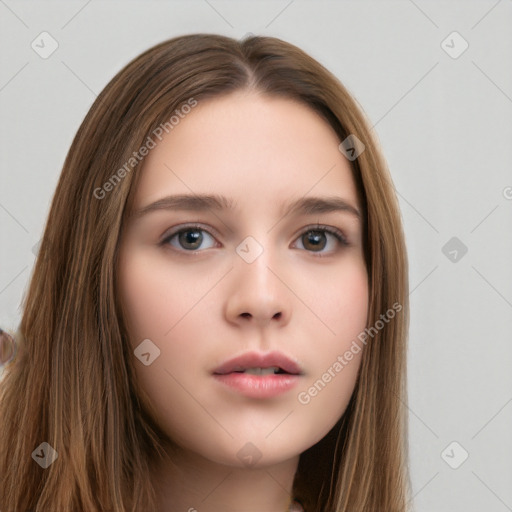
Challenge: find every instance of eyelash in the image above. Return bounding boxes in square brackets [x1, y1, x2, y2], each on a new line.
[160, 223, 349, 256]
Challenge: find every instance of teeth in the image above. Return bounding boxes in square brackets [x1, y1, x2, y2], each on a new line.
[243, 367, 280, 375]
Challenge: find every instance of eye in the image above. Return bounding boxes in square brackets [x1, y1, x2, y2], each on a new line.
[160, 223, 349, 255]
[161, 225, 218, 252]
[293, 225, 348, 254]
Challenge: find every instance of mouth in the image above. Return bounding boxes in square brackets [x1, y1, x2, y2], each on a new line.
[213, 350, 302, 376]
[226, 366, 291, 375]
[212, 351, 303, 398]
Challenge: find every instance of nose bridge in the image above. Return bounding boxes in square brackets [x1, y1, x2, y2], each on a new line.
[236, 233, 270, 269]
[226, 233, 291, 325]
[235, 234, 278, 294]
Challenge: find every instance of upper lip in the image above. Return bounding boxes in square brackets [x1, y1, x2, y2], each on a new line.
[213, 351, 303, 375]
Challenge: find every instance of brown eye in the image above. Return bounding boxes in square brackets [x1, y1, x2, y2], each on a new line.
[302, 230, 327, 251]
[162, 226, 217, 252]
[293, 226, 348, 255]
[178, 229, 203, 250]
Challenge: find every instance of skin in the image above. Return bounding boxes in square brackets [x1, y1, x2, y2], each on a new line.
[117, 90, 368, 512]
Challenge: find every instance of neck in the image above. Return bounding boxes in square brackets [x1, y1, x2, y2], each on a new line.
[151, 444, 300, 512]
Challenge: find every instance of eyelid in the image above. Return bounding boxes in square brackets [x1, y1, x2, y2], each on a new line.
[291, 224, 349, 256]
[160, 223, 221, 246]
[295, 223, 349, 245]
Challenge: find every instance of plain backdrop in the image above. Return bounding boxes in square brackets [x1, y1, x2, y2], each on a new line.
[1, 1, 511, 511]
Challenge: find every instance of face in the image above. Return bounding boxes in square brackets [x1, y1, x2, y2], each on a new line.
[117, 91, 368, 468]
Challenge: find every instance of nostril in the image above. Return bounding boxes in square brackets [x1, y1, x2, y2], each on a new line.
[238, 311, 282, 320]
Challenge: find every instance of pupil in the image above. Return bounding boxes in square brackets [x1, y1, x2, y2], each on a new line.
[179, 230, 202, 249]
[304, 231, 326, 251]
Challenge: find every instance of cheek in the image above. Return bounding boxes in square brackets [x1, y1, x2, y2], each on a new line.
[117, 250, 212, 442]
[118, 252, 165, 341]
[118, 249, 206, 342]
[118, 255, 217, 415]
[328, 263, 368, 330]
[295, 259, 368, 428]
[300, 256, 369, 345]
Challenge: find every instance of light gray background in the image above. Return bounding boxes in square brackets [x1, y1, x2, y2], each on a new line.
[1, 1, 511, 511]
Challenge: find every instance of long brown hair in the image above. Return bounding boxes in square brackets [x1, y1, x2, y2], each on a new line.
[0, 33, 410, 512]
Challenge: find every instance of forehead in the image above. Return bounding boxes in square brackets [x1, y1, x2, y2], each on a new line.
[131, 91, 359, 212]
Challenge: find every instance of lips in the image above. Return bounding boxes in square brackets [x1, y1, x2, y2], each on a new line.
[213, 351, 302, 376]
[212, 351, 303, 399]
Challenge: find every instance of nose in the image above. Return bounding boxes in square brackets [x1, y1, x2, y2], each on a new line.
[224, 241, 292, 329]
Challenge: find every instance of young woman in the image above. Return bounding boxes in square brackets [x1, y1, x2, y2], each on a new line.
[0, 34, 410, 512]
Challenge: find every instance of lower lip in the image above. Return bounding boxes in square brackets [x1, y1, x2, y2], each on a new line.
[213, 373, 300, 399]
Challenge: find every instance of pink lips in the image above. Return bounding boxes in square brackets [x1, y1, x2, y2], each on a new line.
[213, 351, 302, 375]
[212, 351, 303, 399]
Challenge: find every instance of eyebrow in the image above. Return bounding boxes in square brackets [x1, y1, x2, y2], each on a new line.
[131, 193, 361, 220]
